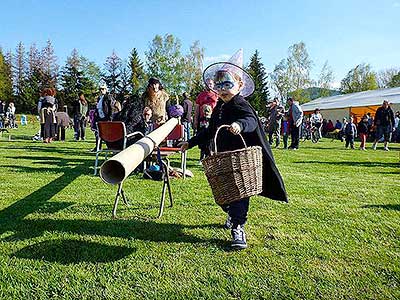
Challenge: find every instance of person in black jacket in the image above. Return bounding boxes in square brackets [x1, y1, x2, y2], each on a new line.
[179, 51, 287, 250]
[72, 92, 89, 141]
[372, 100, 395, 151]
[358, 115, 369, 150]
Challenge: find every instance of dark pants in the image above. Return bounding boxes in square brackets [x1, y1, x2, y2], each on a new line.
[268, 123, 281, 147]
[221, 197, 249, 226]
[345, 134, 355, 148]
[283, 133, 289, 149]
[56, 125, 66, 141]
[74, 115, 86, 140]
[290, 124, 300, 149]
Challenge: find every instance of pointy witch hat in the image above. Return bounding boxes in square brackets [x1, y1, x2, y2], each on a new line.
[202, 49, 255, 97]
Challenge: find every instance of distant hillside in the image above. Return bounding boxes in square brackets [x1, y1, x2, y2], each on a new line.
[290, 87, 342, 104]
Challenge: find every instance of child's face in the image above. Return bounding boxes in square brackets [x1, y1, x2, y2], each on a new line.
[214, 71, 243, 102]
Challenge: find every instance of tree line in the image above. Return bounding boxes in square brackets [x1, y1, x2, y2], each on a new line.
[1, 36, 399, 114]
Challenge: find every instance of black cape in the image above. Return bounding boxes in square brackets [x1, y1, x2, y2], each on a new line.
[189, 94, 288, 202]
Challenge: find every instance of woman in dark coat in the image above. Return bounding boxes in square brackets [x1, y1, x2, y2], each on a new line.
[180, 50, 287, 249]
[39, 88, 57, 143]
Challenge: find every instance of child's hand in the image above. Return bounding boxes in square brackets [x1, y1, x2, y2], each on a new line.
[229, 122, 242, 135]
[178, 141, 189, 152]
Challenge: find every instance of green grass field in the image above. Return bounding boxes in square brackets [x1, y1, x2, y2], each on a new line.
[0, 119, 399, 299]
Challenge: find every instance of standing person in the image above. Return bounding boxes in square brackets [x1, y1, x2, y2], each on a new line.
[92, 84, 114, 151]
[6, 102, 16, 128]
[142, 78, 169, 125]
[287, 97, 303, 150]
[179, 50, 288, 249]
[72, 92, 89, 141]
[198, 104, 212, 162]
[281, 115, 290, 149]
[372, 100, 395, 151]
[39, 88, 57, 143]
[310, 108, 323, 140]
[358, 115, 369, 150]
[266, 97, 284, 147]
[55, 109, 70, 142]
[193, 79, 219, 134]
[181, 92, 193, 140]
[344, 116, 357, 149]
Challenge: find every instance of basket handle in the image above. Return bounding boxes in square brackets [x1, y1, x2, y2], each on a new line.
[213, 125, 247, 154]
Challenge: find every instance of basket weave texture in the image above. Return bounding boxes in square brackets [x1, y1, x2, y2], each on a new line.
[202, 125, 263, 205]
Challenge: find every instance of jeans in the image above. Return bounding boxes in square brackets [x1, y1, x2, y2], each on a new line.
[56, 125, 66, 141]
[290, 124, 300, 149]
[268, 123, 281, 147]
[345, 134, 355, 148]
[74, 115, 86, 140]
[221, 197, 250, 226]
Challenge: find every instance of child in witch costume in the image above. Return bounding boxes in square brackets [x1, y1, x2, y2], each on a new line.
[180, 50, 288, 249]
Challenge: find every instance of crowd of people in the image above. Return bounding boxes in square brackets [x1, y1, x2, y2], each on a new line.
[0, 100, 17, 129]
[263, 98, 399, 151]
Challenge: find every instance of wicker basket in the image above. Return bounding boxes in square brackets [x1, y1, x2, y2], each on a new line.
[202, 125, 263, 205]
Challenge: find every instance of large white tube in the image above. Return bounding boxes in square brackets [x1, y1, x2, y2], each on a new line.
[100, 118, 179, 185]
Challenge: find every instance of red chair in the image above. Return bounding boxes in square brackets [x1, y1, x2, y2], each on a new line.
[94, 121, 144, 175]
[155, 124, 188, 179]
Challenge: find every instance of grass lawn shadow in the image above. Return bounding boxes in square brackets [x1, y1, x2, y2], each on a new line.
[13, 239, 135, 264]
[362, 204, 400, 211]
[294, 160, 400, 168]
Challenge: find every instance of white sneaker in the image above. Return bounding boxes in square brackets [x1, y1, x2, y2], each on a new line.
[231, 225, 247, 249]
[384, 147, 389, 151]
[372, 144, 377, 150]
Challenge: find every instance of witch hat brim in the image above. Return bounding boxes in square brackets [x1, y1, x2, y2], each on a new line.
[202, 62, 255, 98]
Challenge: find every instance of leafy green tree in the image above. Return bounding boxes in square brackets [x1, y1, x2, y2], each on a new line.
[340, 63, 378, 94]
[317, 60, 334, 98]
[128, 48, 146, 96]
[246, 50, 270, 115]
[80, 57, 102, 102]
[145, 34, 185, 96]
[0, 48, 13, 103]
[270, 59, 291, 102]
[377, 68, 400, 88]
[182, 41, 204, 98]
[287, 42, 313, 103]
[387, 71, 400, 88]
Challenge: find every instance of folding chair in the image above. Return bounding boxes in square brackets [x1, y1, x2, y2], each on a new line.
[94, 121, 144, 175]
[156, 124, 188, 178]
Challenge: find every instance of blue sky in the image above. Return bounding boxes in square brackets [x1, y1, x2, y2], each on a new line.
[1, 0, 399, 87]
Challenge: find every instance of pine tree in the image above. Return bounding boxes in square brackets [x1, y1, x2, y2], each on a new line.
[60, 49, 86, 106]
[103, 50, 122, 96]
[128, 48, 146, 96]
[23, 43, 43, 112]
[13, 42, 27, 111]
[119, 60, 131, 101]
[0, 48, 13, 102]
[247, 50, 270, 116]
[41, 39, 58, 88]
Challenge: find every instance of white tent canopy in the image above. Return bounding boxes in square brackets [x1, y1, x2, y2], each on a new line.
[301, 87, 400, 121]
[301, 87, 400, 111]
